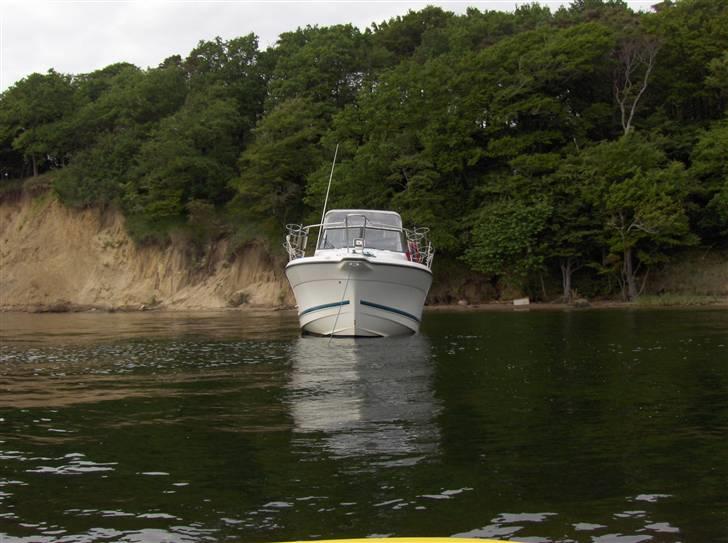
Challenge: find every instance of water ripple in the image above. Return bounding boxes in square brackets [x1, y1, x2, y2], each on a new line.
[1, 309, 726, 542]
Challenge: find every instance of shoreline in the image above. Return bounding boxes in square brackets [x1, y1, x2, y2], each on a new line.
[426, 300, 728, 311]
[2, 298, 727, 315]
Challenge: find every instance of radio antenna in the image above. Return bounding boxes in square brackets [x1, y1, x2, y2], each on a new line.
[316, 143, 339, 249]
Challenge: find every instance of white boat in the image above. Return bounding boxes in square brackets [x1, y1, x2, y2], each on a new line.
[284, 209, 434, 337]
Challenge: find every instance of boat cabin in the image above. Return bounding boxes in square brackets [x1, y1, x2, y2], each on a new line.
[318, 209, 405, 253]
[284, 208, 433, 268]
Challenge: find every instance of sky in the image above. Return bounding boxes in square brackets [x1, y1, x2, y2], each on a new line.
[0, 0, 658, 92]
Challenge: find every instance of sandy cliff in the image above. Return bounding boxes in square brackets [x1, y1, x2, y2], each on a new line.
[0, 194, 291, 311]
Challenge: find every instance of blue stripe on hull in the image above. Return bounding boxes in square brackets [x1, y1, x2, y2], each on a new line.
[299, 300, 350, 316]
[360, 299, 421, 323]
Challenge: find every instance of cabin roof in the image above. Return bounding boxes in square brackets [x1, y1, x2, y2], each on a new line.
[323, 209, 402, 228]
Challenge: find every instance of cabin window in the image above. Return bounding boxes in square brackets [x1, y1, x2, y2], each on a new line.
[319, 227, 405, 252]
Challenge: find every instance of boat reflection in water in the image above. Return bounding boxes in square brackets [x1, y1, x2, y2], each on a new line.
[288, 335, 441, 463]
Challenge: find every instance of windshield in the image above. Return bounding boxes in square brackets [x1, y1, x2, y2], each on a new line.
[319, 227, 405, 252]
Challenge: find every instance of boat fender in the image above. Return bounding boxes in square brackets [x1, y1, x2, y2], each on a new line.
[408, 240, 421, 263]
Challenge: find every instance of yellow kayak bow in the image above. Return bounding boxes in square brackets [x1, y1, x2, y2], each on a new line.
[281, 539, 504, 543]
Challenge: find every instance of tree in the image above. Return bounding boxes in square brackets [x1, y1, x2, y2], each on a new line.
[54, 128, 142, 208]
[123, 86, 242, 241]
[645, 0, 728, 123]
[0, 70, 75, 176]
[67, 63, 187, 144]
[542, 160, 603, 301]
[613, 34, 660, 135]
[304, 52, 472, 251]
[266, 25, 369, 110]
[371, 6, 453, 60]
[183, 34, 266, 140]
[578, 136, 696, 299]
[706, 51, 728, 106]
[689, 120, 728, 240]
[51, 63, 188, 210]
[463, 200, 552, 288]
[465, 21, 618, 176]
[233, 97, 328, 234]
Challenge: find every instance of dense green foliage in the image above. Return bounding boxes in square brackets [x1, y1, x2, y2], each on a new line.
[1, 0, 727, 299]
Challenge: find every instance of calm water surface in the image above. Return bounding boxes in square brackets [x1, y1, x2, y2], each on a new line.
[1, 308, 727, 543]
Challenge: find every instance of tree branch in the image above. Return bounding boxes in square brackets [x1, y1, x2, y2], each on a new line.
[614, 36, 660, 135]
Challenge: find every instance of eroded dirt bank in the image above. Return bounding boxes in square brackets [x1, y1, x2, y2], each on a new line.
[0, 194, 290, 312]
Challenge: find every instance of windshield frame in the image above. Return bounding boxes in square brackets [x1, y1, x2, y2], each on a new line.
[318, 225, 406, 252]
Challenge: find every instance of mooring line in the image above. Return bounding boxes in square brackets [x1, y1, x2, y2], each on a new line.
[329, 266, 352, 345]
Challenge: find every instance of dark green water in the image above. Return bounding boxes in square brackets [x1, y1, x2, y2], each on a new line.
[1, 308, 727, 543]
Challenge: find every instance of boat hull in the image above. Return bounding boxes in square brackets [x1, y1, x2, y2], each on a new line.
[285, 256, 432, 337]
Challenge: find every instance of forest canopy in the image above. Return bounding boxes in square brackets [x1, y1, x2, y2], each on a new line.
[1, 0, 726, 300]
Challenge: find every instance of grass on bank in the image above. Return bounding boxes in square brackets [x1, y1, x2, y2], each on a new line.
[636, 294, 726, 306]
[0, 173, 55, 202]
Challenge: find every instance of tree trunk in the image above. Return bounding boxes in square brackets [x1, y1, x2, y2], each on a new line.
[623, 247, 638, 300]
[31, 154, 38, 177]
[560, 259, 573, 303]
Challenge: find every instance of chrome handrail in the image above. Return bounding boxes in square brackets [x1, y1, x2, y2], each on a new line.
[285, 219, 435, 269]
[284, 223, 310, 260]
[404, 227, 434, 269]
